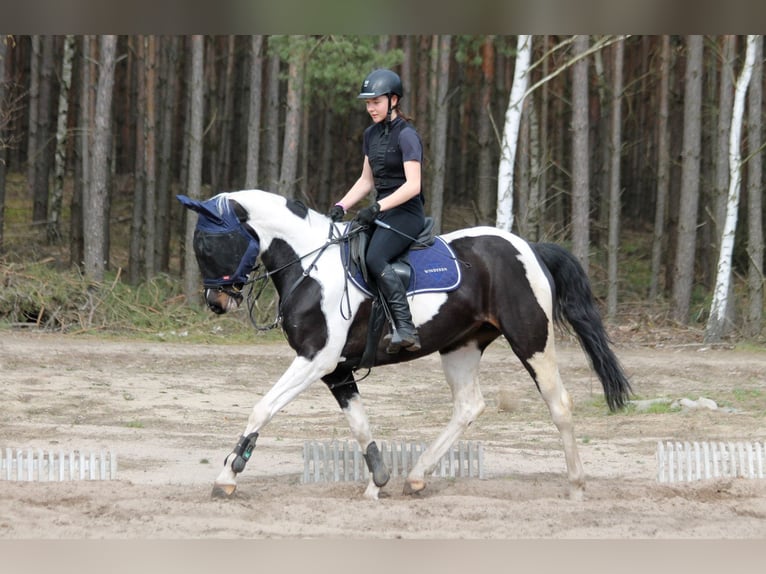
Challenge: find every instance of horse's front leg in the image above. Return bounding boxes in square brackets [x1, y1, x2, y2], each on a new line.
[323, 369, 390, 500]
[212, 355, 330, 498]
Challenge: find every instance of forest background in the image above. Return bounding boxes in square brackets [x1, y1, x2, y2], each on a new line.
[0, 35, 763, 343]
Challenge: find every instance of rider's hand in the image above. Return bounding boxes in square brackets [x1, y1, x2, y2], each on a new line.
[356, 202, 381, 226]
[328, 204, 346, 222]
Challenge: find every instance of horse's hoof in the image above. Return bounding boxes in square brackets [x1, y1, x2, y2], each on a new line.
[403, 479, 426, 495]
[211, 483, 237, 499]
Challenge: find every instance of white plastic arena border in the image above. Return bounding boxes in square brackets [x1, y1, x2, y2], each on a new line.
[656, 441, 765, 484]
[302, 439, 483, 484]
[0, 447, 117, 482]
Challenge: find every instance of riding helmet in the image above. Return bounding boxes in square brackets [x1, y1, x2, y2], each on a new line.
[357, 69, 403, 99]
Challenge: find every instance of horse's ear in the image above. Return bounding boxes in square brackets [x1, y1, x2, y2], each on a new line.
[176, 194, 223, 224]
[285, 198, 309, 219]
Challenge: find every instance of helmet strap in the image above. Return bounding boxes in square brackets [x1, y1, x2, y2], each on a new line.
[385, 94, 393, 134]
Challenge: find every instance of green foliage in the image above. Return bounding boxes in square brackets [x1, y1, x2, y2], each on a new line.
[268, 35, 403, 113]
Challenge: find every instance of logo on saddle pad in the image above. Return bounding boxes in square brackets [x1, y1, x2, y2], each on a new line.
[344, 234, 462, 297]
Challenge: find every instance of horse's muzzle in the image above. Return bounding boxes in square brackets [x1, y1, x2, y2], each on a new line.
[205, 288, 242, 314]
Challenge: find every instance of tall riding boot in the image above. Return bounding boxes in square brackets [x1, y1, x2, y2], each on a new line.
[376, 265, 421, 354]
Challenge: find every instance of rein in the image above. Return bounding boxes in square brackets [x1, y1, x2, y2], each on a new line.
[243, 222, 366, 331]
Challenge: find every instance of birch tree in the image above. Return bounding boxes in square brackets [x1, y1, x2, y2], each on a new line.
[83, 35, 117, 282]
[705, 35, 759, 342]
[496, 34, 531, 233]
[48, 34, 75, 244]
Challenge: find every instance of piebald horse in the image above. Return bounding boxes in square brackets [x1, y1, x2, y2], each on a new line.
[178, 189, 631, 501]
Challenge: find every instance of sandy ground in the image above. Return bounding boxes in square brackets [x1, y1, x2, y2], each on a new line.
[1, 329, 766, 539]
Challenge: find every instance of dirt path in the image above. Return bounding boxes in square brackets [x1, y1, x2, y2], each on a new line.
[1, 331, 765, 538]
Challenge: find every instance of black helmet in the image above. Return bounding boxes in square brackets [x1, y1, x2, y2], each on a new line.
[357, 69, 403, 99]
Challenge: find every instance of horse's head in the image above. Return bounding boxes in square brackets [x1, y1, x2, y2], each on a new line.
[177, 194, 260, 314]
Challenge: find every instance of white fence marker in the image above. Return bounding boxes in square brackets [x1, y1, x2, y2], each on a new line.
[0, 448, 117, 482]
[302, 440, 484, 484]
[657, 441, 765, 483]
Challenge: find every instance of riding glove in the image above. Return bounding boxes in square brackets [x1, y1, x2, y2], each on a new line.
[356, 202, 381, 226]
[328, 203, 346, 222]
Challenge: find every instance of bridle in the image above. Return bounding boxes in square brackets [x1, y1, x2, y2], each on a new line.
[222, 222, 367, 331]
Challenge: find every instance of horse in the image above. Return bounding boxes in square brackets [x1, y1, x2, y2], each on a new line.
[177, 189, 632, 501]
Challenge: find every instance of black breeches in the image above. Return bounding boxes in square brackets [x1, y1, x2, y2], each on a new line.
[365, 210, 424, 278]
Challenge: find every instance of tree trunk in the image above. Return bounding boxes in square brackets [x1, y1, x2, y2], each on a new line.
[48, 34, 75, 244]
[713, 36, 736, 252]
[650, 36, 672, 300]
[32, 35, 55, 226]
[84, 35, 117, 282]
[27, 36, 40, 202]
[183, 35, 205, 304]
[129, 36, 146, 285]
[143, 35, 157, 279]
[746, 35, 763, 337]
[71, 35, 92, 269]
[496, 34, 531, 233]
[705, 35, 758, 342]
[0, 37, 7, 254]
[607, 38, 624, 322]
[217, 36, 236, 191]
[571, 35, 590, 272]
[429, 34, 451, 234]
[277, 36, 306, 199]
[245, 35, 264, 189]
[476, 36, 495, 225]
[265, 49, 281, 191]
[157, 36, 179, 273]
[672, 35, 704, 324]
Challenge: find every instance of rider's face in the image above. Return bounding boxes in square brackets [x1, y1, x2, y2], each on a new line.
[365, 95, 398, 123]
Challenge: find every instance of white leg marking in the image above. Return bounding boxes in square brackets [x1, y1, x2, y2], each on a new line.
[343, 394, 375, 451]
[406, 343, 486, 492]
[527, 335, 585, 500]
[214, 351, 341, 491]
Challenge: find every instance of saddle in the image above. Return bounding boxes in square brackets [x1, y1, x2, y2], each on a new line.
[341, 218, 462, 369]
[348, 217, 436, 291]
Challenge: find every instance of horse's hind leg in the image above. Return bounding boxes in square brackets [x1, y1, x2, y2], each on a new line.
[324, 369, 389, 500]
[404, 343, 486, 494]
[522, 344, 585, 500]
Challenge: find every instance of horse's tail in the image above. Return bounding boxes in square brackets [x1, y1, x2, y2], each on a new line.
[531, 242, 632, 412]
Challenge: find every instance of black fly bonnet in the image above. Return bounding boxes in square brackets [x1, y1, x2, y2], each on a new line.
[176, 194, 260, 289]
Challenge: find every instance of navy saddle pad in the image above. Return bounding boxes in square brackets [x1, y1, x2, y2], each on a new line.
[341, 228, 462, 297]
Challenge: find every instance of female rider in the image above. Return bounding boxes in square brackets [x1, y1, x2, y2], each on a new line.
[329, 69, 425, 354]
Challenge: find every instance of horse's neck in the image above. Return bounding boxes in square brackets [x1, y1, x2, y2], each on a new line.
[228, 190, 325, 254]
